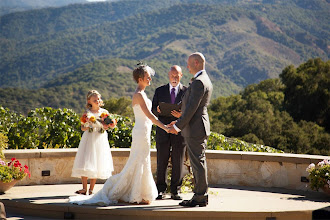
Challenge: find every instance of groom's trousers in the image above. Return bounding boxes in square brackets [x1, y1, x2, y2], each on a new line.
[184, 136, 208, 202]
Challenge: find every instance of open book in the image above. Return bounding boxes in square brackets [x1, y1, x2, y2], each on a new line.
[158, 102, 182, 117]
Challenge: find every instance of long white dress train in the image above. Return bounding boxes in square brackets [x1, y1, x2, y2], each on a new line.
[69, 92, 158, 205]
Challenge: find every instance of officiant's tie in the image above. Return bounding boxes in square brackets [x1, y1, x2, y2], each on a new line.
[171, 88, 175, 104]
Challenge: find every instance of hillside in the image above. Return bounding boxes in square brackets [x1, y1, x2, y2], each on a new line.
[1, 59, 328, 155]
[0, 58, 239, 114]
[0, 0, 94, 16]
[0, 0, 329, 113]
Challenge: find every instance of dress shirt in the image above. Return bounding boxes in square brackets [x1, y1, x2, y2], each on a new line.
[194, 70, 203, 79]
[169, 83, 180, 98]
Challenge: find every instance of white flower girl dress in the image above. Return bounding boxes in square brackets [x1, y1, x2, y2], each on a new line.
[71, 108, 113, 179]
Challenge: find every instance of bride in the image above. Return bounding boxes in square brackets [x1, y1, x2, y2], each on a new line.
[69, 64, 169, 205]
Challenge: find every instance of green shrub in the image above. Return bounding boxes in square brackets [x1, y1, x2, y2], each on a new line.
[207, 132, 283, 153]
[0, 132, 8, 159]
[306, 159, 330, 191]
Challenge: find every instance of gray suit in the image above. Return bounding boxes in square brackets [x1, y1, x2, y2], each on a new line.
[176, 70, 213, 202]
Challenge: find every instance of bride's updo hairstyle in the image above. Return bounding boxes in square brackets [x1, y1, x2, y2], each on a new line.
[133, 63, 155, 83]
[133, 65, 146, 83]
[86, 90, 104, 109]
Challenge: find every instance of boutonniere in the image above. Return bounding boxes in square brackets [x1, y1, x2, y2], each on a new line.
[189, 78, 195, 86]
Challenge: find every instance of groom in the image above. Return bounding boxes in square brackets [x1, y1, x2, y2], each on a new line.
[168, 52, 213, 207]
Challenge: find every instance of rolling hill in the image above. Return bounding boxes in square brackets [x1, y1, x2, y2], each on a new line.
[0, 0, 329, 113]
[0, 57, 239, 114]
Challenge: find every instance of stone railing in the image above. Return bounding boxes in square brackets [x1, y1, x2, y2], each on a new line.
[3, 149, 328, 191]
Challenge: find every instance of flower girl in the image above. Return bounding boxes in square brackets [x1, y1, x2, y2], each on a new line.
[71, 90, 116, 195]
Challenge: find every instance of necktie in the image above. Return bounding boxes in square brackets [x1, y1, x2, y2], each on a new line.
[171, 88, 175, 104]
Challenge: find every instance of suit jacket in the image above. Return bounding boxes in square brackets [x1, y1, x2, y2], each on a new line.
[176, 70, 213, 139]
[152, 83, 187, 125]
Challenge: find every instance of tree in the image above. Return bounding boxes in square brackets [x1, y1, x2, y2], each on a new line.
[209, 77, 330, 155]
[280, 58, 330, 131]
[103, 97, 133, 119]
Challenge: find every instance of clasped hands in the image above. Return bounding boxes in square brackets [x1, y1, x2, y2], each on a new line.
[157, 105, 180, 135]
[166, 121, 178, 135]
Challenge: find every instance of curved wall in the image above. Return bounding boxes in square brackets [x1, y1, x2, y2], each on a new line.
[3, 149, 328, 191]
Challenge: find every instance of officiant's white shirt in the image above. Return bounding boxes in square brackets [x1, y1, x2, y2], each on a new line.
[169, 83, 180, 97]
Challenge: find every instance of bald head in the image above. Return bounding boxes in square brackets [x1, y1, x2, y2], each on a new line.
[187, 52, 206, 74]
[171, 65, 182, 73]
[168, 65, 183, 87]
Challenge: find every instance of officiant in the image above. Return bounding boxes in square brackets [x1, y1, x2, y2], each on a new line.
[152, 65, 187, 200]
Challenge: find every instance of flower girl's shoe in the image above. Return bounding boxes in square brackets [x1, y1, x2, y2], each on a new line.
[75, 189, 87, 195]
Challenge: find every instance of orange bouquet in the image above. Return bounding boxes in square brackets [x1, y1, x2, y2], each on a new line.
[80, 112, 98, 132]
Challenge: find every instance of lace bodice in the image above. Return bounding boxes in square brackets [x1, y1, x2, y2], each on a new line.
[132, 92, 152, 129]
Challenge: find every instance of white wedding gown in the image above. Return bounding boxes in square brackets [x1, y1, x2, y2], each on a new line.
[69, 92, 158, 205]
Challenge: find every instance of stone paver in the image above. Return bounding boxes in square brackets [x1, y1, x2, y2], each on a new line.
[1, 184, 329, 220]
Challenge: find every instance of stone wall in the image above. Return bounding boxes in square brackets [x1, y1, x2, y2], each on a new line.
[3, 149, 328, 191]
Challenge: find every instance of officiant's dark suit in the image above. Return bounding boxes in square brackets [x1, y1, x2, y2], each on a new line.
[152, 65, 187, 199]
[168, 52, 213, 207]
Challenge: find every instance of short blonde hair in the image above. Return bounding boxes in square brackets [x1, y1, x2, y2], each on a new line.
[86, 90, 104, 109]
[190, 52, 206, 66]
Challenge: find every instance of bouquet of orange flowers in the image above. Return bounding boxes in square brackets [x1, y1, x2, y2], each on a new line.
[80, 112, 100, 132]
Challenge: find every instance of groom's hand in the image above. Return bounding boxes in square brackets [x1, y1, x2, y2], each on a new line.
[169, 121, 177, 126]
[169, 126, 178, 135]
[167, 124, 178, 135]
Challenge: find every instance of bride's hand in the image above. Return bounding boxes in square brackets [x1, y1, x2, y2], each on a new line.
[164, 125, 170, 133]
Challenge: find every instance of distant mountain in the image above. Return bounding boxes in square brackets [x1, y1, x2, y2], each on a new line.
[0, 0, 329, 113]
[0, 0, 92, 16]
[0, 0, 120, 16]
